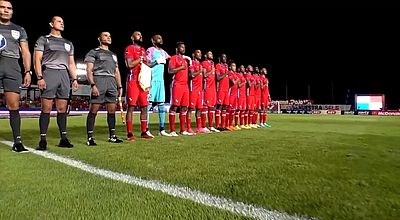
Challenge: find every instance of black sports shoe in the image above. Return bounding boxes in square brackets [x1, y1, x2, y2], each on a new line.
[108, 135, 123, 143]
[36, 140, 47, 151]
[12, 143, 29, 153]
[87, 137, 97, 146]
[58, 138, 74, 148]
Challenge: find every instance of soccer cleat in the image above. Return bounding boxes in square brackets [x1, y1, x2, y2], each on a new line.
[209, 127, 220, 132]
[196, 128, 210, 133]
[229, 126, 238, 131]
[108, 135, 123, 143]
[180, 131, 194, 136]
[58, 138, 74, 148]
[145, 130, 155, 138]
[235, 125, 242, 130]
[141, 132, 154, 139]
[264, 123, 272, 128]
[203, 127, 211, 133]
[36, 140, 47, 151]
[127, 133, 135, 141]
[240, 125, 247, 129]
[187, 128, 196, 135]
[169, 131, 179, 137]
[159, 130, 172, 137]
[87, 137, 97, 146]
[12, 143, 29, 153]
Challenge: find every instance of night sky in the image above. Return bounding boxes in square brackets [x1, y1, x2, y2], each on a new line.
[9, 3, 400, 109]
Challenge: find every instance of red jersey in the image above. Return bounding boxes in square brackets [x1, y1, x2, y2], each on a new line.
[228, 71, 239, 97]
[169, 55, 189, 86]
[261, 75, 270, 96]
[245, 73, 255, 96]
[189, 60, 203, 92]
[215, 63, 229, 92]
[202, 60, 216, 91]
[124, 45, 146, 80]
[254, 74, 262, 96]
[238, 73, 247, 98]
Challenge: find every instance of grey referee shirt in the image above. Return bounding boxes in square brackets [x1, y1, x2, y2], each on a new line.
[34, 35, 74, 69]
[0, 23, 28, 59]
[84, 48, 118, 76]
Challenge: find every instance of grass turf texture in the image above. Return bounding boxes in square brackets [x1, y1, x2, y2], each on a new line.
[1, 114, 399, 219]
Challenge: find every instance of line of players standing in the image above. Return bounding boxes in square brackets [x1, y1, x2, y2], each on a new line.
[122, 32, 272, 143]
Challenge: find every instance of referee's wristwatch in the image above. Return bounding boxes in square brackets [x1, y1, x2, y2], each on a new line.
[37, 75, 44, 80]
[25, 70, 32, 75]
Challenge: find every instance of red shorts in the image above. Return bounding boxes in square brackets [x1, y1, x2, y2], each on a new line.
[229, 95, 237, 110]
[255, 97, 261, 109]
[171, 84, 189, 107]
[246, 96, 255, 110]
[262, 99, 269, 108]
[238, 97, 246, 111]
[203, 89, 216, 107]
[126, 80, 149, 107]
[189, 90, 203, 109]
[217, 91, 229, 106]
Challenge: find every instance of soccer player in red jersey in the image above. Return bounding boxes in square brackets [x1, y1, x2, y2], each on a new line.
[237, 65, 248, 129]
[188, 49, 206, 133]
[227, 62, 240, 130]
[253, 67, 262, 128]
[260, 67, 272, 127]
[201, 51, 219, 132]
[215, 54, 230, 131]
[124, 31, 153, 140]
[245, 65, 257, 128]
[168, 42, 193, 136]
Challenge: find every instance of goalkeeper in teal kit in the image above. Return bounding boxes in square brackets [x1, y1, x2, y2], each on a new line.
[146, 34, 172, 136]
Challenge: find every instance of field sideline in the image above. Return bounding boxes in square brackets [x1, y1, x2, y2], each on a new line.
[1, 114, 399, 219]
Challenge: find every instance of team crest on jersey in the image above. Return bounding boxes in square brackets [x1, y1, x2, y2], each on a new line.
[0, 34, 6, 50]
[11, 30, 20, 39]
[64, 43, 71, 52]
[112, 54, 118, 63]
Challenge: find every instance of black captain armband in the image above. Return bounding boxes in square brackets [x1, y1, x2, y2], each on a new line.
[25, 70, 32, 75]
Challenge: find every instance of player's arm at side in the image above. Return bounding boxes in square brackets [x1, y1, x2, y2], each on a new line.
[20, 40, 31, 87]
[68, 55, 78, 91]
[114, 67, 123, 96]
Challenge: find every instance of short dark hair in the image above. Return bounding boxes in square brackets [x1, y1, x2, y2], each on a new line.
[176, 41, 185, 47]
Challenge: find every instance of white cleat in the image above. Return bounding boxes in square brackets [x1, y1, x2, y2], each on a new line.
[146, 130, 155, 138]
[209, 127, 220, 132]
[159, 130, 172, 137]
[180, 131, 194, 136]
[170, 131, 179, 137]
[203, 127, 211, 132]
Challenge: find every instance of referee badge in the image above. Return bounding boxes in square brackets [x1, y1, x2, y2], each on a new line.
[64, 43, 71, 52]
[0, 34, 6, 50]
[112, 54, 118, 63]
[11, 30, 20, 39]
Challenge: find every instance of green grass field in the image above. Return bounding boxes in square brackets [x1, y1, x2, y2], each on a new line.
[1, 114, 399, 219]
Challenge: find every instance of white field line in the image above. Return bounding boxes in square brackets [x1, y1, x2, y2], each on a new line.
[1, 140, 314, 220]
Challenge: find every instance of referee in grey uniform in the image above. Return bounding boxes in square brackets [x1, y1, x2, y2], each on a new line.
[0, 0, 31, 152]
[33, 16, 78, 150]
[84, 31, 123, 146]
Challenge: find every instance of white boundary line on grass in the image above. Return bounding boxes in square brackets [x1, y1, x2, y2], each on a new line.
[1, 140, 314, 220]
